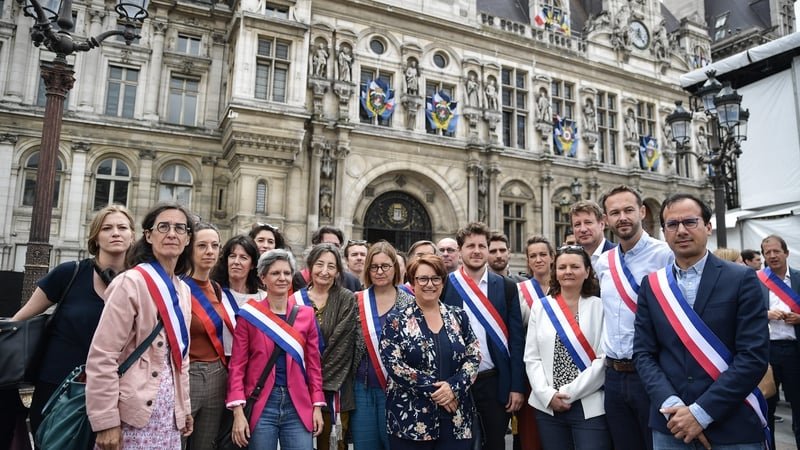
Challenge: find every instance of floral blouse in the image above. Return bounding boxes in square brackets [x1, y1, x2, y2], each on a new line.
[380, 301, 481, 441]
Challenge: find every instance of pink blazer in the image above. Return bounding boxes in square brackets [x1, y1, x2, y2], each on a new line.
[226, 296, 324, 432]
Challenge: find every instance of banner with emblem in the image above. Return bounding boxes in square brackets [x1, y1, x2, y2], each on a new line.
[360, 79, 395, 120]
[426, 91, 458, 133]
[553, 116, 578, 157]
[639, 135, 660, 171]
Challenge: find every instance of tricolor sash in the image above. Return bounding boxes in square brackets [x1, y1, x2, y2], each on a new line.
[539, 294, 597, 371]
[185, 278, 227, 363]
[608, 247, 639, 313]
[648, 268, 769, 435]
[238, 300, 307, 377]
[221, 288, 241, 329]
[134, 262, 190, 369]
[291, 288, 326, 355]
[399, 283, 414, 296]
[757, 267, 800, 314]
[449, 269, 509, 358]
[518, 278, 546, 309]
[357, 289, 388, 389]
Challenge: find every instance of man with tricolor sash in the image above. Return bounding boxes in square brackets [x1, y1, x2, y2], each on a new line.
[634, 194, 769, 449]
[594, 185, 673, 450]
[758, 234, 800, 449]
[441, 222, 525, 450]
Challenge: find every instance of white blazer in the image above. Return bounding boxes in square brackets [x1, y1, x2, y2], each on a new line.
[523, 294, 606, 419]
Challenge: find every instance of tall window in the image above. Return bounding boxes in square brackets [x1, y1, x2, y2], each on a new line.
[551, 79, 575, 119]
[22, 152, 62, 207]
[425, 80, 456, 137]
[94, 158, 130, 209]
[158, 163, 193, 205]
[637, 102, 655, 138]
[256, 181, 267, 214]
[105, 66, 139, 118]
[714, 13, 729, 41]
[167, 76, 199, 125]
[176, 35, 202, 55]
[554, 195, 572, 247]
[359, 68, 393, 126]
[255, 37, 290, 102]
[501, 67, 527, 149]
[503, 201, 526, 253]
[596, 91, 618, 164]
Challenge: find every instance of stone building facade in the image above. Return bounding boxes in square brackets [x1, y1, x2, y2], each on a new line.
[0, 0, 718, 272]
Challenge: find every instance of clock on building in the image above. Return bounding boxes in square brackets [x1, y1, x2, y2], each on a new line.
[630, 20, 650, 49]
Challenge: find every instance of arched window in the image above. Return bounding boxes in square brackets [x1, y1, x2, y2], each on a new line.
[94, 158, 130, 210]
[158, 163, 193, 205]
[22, 152, 63, 207]
[255, 180, 267, 214]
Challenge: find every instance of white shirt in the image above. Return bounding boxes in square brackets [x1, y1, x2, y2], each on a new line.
[591, 238, 609, 268]
[223, 288, 265, 355]
[768, 268, 796, 341]
[595, 232, 673, 359]
[463, 267, 495, 372]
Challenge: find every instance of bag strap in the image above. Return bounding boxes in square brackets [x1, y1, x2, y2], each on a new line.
[47, 261, 80, 324]
[118, 321, 164, 376]
[247, 304, 300, 403]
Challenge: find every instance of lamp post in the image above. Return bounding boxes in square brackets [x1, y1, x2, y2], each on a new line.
[18, 0, 148, 302]
[665, 70, 749, 248]
[570, 178, 583, 201]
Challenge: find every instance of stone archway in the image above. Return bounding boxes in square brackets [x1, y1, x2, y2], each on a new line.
[363, 191, 432, 252]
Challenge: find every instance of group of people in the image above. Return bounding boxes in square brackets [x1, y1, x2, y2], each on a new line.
[8, 181, 798, 450]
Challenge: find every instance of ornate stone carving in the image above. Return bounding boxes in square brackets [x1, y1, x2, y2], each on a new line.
[0, 133, 18, 144]
[71, 141, 90, 152]
[139, 148, 156, 159]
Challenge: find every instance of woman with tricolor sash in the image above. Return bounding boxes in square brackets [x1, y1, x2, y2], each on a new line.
[522, 245, 610, 450]
[227, 249, 325, 449]
[350, 241, 414, 450]
[182, 222, 228, 450]
[87, 203, 195, 449]
[381, 254, 481, 450]
[292, 243, 357, 450]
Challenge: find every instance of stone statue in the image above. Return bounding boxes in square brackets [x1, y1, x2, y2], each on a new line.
[612, 4, 632, 51]
[320, 187, 332, 219]
[466, 73, 480, 107]
[536, 88, 552, 122]
[624, 109, 638, 142]
[653, 23, 670, 60]
[312, 43, 328, 78]
[696, 126, 710, 155]
[582, 98, 597, 132]
[485, 79, 498, 110]
[338, 46, 352, 82]
[405, 60, 419, 95]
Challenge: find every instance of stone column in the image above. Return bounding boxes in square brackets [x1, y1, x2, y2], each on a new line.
[467, 161, 481, 223]
[541, 172, 553, 240]
[63, 142, 90, 243]
[205, 32, 226, 128]
[77, 8, 106, 111]
[333, 141, 350, 230]
[143, 20, 168, 121]
[307, 135, 324, 235]
[487, 163, 501, 229]
[3, 8, 32, 102]
[135, 149, 156, 219]
[0, 134, 18, 242]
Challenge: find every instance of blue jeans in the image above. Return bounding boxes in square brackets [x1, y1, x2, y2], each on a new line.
[603, 366, 653, 450]
[535, 400, 612, 450]
[653, 431, 763, 450]
[350, 380, 390, 450]
[249, 386, 312, 450]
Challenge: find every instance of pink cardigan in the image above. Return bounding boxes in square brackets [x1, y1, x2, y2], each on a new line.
[226, 296, 325, 432]
[86, 269, 192, 432]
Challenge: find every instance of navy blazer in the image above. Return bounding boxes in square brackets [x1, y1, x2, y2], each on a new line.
[759, 266, 800, 348]
[442, 270, 525, 403]
[633, 253, 769, 445]
[601, 238, 616, 253]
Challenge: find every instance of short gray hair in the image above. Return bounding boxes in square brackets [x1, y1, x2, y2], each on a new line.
[257, 248, 297, 276]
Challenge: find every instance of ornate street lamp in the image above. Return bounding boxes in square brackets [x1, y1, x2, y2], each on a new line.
[665, 70, 747, 248]
[18, 0, 148, 302]
[570, 178, 583, 201]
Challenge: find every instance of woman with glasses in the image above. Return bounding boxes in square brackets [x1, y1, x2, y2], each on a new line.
[250, 223, 287, 255]
[350, 241, 414, 450]
[381, 254, 481, 450]
[290, 243, 357, 450]
[227, 249, 325, 449]
[87, 203, 195, 449]
[523, 245, 609, 450]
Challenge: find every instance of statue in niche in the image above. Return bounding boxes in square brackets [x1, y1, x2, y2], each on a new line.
[612, 3, 632, 51]
[583, 98, 597, 132]
[405, 60, 419, 95]
[320, 187, 332, 220]
[653, 23, 670, 60]
[465, 73, 480, 107]
[338, 46, 353, 82]
[696, 126, 710, 155]
[484, 78, 499, 110]
[624, 109, 638, 142]
[312, 43, 328, 78]
[536, 88, 552, 122]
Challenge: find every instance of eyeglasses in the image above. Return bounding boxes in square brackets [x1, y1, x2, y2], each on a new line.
[415, 276, 443, 286]
[557, 245, 585, 254]
[151, 222, 190, 235]
[664, 217, 701, 232]
[368, 263, 394, 273]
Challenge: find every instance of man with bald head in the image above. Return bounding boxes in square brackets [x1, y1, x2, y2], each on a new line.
[437, 237, 460, 273]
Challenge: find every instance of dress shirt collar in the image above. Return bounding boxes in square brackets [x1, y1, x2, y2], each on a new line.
[674, 250, 709, 279]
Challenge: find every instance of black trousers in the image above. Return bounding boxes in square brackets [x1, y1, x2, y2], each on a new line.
[470, 372, 510, 450]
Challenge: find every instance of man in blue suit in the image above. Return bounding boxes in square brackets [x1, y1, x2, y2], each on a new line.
[634, 193, 769, 449]
[759, 234, 800, 449]
[441, 222, 524, 450]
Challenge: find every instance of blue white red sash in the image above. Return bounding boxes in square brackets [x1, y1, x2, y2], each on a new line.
[608, 247, 639, 313]
[238, 300, 307, 377]
[399, 283, 414, 296]
[134, 262, 190, 369]
[221, 288, 241, 329]
[185, 278, 228, 363]
[539, 294, 597, 371]
[291, 288, 326, 355]
[757, 268, 800, 314]
[356, 289, 388, 389]
[648, 268, 769, 434]
[449, 269, 509, 358]
[518, 278, 546, 309]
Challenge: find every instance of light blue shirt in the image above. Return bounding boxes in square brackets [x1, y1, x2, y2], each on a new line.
[595, 231, 673, 359]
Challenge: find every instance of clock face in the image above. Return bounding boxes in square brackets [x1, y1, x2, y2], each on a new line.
[630, 21, 650, 49]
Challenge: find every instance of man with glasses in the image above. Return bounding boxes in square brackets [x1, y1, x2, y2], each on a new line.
[594, 185, 673, 450]
[441, 222, 524, 450]
[570, 200, 615, 267]
[634, 194, 768, 449]
[437, 237, 460, 273]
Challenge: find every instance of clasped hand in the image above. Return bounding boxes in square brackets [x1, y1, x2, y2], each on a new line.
[431, 381, 458, 413]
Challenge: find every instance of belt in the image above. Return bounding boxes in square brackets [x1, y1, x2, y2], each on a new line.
[605, 357, 636, 373]
[476, 369, 498, 381]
